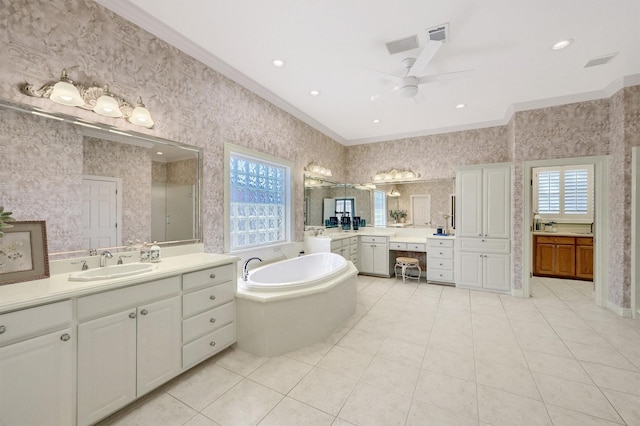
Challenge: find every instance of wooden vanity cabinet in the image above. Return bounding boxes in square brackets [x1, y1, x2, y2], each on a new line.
[575, 237, 594, 280]
[534, 235, 593, 280]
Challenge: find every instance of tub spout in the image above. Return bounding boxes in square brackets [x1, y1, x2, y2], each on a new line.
[242, 257, 262, 281]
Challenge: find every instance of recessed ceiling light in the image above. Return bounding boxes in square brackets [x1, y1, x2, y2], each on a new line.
[372, 119, 381, 124]
[272, 59, 285, 68]
[309, 90, 320, 96]
[552, 39, 573, 50]
[156, 151, 164, 155]
[455, 104, 466, 109]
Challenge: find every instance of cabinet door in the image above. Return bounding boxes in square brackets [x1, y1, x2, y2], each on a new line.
[576, 244, 594, 280]
[0, 328, 74, 426]
[535, 243, 556, 275]
[137, 296, 182, 396]
[483, 254, 510, 292]
[456, 169, 483, 237]
[483, 166, 511, 238]
[359, 243, 374, 273]
[78, 310, 137, 426]
[456, 252, 483, 288]
[372, 244, 389, 276]
[556, 244, 576, 277]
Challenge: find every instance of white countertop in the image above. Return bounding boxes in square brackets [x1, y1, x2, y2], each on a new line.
[0, 252, 239, 313]
[532, 231, 594, 237]
[389, 237, 428, 244]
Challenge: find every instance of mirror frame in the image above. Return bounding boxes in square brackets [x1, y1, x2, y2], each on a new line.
[0, 98, 203, 257]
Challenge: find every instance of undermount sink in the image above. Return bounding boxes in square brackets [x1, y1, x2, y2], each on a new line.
[69, 263, 157, 282]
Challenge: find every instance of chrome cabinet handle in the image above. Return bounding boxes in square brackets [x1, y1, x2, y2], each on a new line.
[209, 295, 216, 301]
[210, 341, 216, 347]
[0, 325, 6, 334]
[60, 333, 71, 342]
[210, 273, 216, 279]
[140, 309, 149, 315]
[210, 318, 216, 323]
[129, 312, 136, 319]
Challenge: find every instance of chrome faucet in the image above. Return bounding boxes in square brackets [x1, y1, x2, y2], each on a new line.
[242, 257, 262, 281]
[100, 250, 113, 267]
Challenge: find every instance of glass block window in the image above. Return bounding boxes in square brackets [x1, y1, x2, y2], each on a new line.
[533, 164, 593, 223]
[228, 150, 290, 251]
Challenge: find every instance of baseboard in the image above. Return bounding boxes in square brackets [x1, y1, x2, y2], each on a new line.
[607, 301, 633, 318]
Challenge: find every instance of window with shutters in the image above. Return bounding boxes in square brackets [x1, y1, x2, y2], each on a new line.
[225, 145, 292, 251]
[373, 190, 387, 226]
[533, 164, 593, 223]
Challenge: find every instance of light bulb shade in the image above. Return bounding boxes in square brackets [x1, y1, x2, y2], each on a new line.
[49, 80, 84, 106]
[93, 94, 123, 118]
[398, 85, 418, 98]
[128, 105, 154, 128]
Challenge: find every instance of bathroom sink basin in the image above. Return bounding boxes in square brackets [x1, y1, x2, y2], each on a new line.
[69, 263, 156, 282]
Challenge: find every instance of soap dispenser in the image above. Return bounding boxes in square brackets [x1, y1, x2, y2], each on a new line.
[150, 241, 161, 263]
[140, 242, 150, 262]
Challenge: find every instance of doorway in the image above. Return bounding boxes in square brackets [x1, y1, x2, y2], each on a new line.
[82, 175, 122, 250]
[411, 194, 431, 227]
[522, 156, 609, 308]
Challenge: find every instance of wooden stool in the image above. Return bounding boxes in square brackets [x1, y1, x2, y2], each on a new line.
[394, 257, 421, 282]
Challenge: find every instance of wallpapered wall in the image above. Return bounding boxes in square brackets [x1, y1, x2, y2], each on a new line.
[0, 1, 638, 308]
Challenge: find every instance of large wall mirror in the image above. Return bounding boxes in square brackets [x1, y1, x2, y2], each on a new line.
[304, 174, 454, 230]
[0, 99, 202, 258]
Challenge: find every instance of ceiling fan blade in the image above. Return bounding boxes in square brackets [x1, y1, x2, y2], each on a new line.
[370, 84, 400, 102]
[407, 40, 443, 77]
[413, 89, 428, 104]
[361, 66, 402, 82]
[417, 69, 474, 85]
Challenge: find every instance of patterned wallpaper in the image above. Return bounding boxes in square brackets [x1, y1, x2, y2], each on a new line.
[0, 0, 638, 309]
[375, 180, 454, 227]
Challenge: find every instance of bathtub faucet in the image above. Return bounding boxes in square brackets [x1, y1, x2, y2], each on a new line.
[242, 257, 262, 281]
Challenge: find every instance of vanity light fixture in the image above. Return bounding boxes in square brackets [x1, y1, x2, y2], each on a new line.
[372, 168, 420, 182]
[305, 161, 332, 177]
[21, 69, 155, 128]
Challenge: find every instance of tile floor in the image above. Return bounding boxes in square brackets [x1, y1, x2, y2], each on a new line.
[99, 276, 640, 426]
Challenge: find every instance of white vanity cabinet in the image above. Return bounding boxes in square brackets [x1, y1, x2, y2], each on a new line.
[77, 276, 182, 426]
[181, 264, 236, 369]
[426, 238, 455, 285]
[305, 235, 359, 268]
[0, 300, 75, 426]
[359, 235, 390, 276]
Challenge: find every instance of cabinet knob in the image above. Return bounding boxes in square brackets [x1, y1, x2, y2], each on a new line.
[129, 312, 136, 319]
[210, 273, 216, 279]
[60, 333, 71, 342]
[210, 318, 216, 324]
[479, 254, 483, 258]
[439, 263, 443, 266]
[478, 233, 482, 237]
[140, 309, 149, 316]
[210, 295, 216, 301]
[210, 341, 216, 347]
[439, 252, 443, 255]
[0, 325, 6, 334]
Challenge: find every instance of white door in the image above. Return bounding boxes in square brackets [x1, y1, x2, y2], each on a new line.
[456, 169, 483, 237]
[136, 296, 182, 396]
[151, 182, 167, 242]
[484, 166, 511, 238]
[0, 329, 75, 426]
[483, 253, 511, 291]
[411, 195, 431, 227]
[166, 184, 195, 241]
[82, 177, 119, 250]
[77, 310, 137, 426]
[359, 243, 374, 274]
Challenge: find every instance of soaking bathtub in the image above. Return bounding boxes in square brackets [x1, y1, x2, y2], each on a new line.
[235, 252, 358, 357]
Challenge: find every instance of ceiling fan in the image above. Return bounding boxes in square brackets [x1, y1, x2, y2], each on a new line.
[367, 39, 473, 103]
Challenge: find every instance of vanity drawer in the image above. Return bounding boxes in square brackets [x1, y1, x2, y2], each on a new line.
[78, 276, 181, 320]
[427, 269, 454, 282]
[536, 236, 575, 245]
[458, 238, 510, 253]
[428, 248, 454, 259]
[350, 244, 358, 255]
[183, 264, 234, 292]
[390, 242, 407, 250]
[182, 323, 235, 369]
[360, 236, 388, 244]
[349, 236, 358, 245]
[0, 300, 72, 345]
[407, 243, 426, 252]
[330, 239, 343, 250]
[427, 238, 454, 248]
[183, 281, 235, 317]
[428, 258, 454, 270]
[183, 301, 235, 343]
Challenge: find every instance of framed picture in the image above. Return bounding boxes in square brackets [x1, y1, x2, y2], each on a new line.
[0, 221, 49, 286]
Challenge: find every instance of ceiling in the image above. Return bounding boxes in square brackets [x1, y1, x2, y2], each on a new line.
[98, 0, 640, 146]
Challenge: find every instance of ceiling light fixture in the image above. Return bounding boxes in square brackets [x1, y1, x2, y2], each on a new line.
[156, 151, 164, 155]
[372, 168, 420, 182]
[305, 161, 332, 177]
[272, 59, 285, 68]
[373, 119, 381, 124]
[552, 39, 574, 50]
[309, 90, 320, 96]
[455, 103, 466, 109]
[21, 69, 155, 128]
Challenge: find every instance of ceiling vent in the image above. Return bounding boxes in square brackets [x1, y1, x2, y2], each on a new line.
[584, 53, 618, 68]
[427, 23, 449, 42]
[385, 35, 419, 55]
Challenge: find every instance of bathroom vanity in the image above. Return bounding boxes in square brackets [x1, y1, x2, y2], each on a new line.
[0, 249, 238, 426]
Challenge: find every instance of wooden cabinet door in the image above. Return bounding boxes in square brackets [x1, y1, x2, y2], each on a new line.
[0, 329, 75, 426]
[576, 244, 594, 280]
[535, 243, 556, 275]
[556, 244, 576, 277]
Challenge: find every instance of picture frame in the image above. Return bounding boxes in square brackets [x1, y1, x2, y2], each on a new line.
[0, 221, 49, 286]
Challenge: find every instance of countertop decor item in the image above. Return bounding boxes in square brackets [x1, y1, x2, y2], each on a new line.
[0, 206, 15, 237]
[0, 221, 49, 285]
